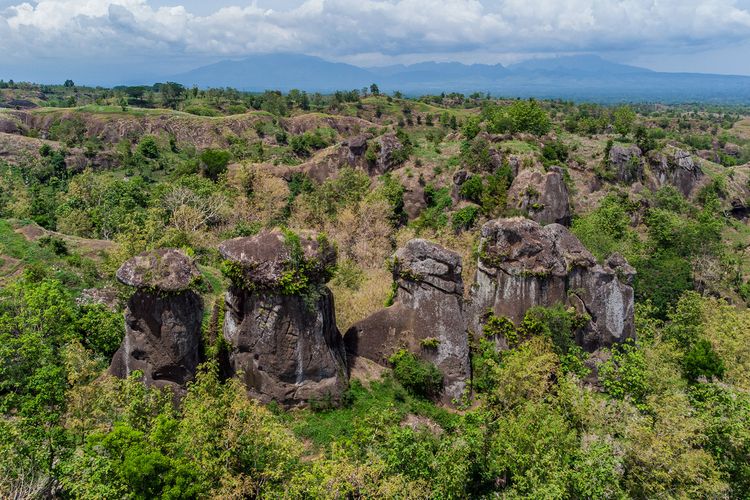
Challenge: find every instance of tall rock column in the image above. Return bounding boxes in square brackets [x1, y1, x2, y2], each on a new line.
[219, 229, 347, 407]
[344, 239, 470, 404]
[109, 249, 204, 389]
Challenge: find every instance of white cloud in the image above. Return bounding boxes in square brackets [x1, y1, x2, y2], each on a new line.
[1, 0, 750, 65]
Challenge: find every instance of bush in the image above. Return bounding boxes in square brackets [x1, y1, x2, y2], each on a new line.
[541, 139, 569, 166]
[199, 149, 231, 181]
[683, 339, 725, 382]
[137, 136, 160, 159]
[459, 175, 484, 203]
[599, 340, 649, 409]
[389, 349, 443, 399]
[38, 235, 69, 256]
[451, 206, 480, 232]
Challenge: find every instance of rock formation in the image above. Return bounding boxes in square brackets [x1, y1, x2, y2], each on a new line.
[367, 133, 406, 175]
[507, 167, 571, 225]
[109, 249, 204, 388]
[471, 218, 635, 351]
[648, 148, 703, 196]
[219, 229, 348, 407]
[344, 239, 470, 404]
[608, 144, 643, 184]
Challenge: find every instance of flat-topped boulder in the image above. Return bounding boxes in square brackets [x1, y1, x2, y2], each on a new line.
[218, 229, 336, 289]
[506, 167, 571, 225]
[115, 248, 201, 292]
[345, 239, 470, 404]
[220, 229, 347, 407]
[109, 249, 204, 389]
[471, 218, 635, 351]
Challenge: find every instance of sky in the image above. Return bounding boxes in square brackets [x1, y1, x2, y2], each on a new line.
[1, 0, 750, 84]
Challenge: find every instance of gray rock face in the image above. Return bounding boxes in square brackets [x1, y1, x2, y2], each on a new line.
[608, 145, 643, 184]
[220, 229, 347, 407]
[0, 118, 20, 134]
[506, 167, 571, 225]
[218, 229, 336, 290]
[471, 218, 635, 351]
[116, 248, 202, 292]
[344, 239, 470, 404]
[109, 249, 204, 389]
[367, 133, 405, 175]
[648, 148, 703, 196]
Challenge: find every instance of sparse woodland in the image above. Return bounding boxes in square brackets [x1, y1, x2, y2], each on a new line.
[1, 81, 750, 498]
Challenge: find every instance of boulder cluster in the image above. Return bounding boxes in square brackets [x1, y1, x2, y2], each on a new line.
[109, 219, 636, 407]
[608, 145, 704, 196]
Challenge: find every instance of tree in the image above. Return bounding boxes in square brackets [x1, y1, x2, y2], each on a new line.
[613, 105, 636, 138]
[370, 83, 380, 96]
[488, 100, 551, 136]
[199, 149, 231, 181]
[159, 82, 185, 110]
[64, 79, 75, 88]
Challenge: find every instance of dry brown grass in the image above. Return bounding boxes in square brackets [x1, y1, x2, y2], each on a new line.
[330, 267, 392, 333]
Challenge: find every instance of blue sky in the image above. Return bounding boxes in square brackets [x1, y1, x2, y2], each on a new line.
[1, 0, 750, 84]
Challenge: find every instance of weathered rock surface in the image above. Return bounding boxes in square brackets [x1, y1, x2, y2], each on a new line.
[471, 218, 635, 351]
[367, 133, 405, 175]
[219, 229, 348, 407]
[116, 248, 202, 292]
[109, 249, 204, 388]
[506, 167, 571, 225]
[344, 239, 470, 403]
[648, 148, 703, 196]
[608, 144, 643, 184]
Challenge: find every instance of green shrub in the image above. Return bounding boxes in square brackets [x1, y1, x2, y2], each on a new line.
[136, 136, 160, 160]
[389, 349, 443, 399]
[683, 339, 725, 382]
[541, 139, 569, 166]
[38, 235, 69, 256]
[199, 148, 231, 181]
[459, 175, 484, 203]
[451, 206, 480, 232]
[482, 314, 516, 345]
[599, 340, 649, 410]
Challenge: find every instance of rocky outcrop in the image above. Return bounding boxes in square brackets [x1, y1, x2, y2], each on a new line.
[109, 249, 204, 389]
[344, 239, 470, 404]
[648, 148, 703, 197]
[0, 118, 20, 134]
[608, 144, 643, 184]
[506, 167, 571, 225]
[219, 229, 348, 407]
[471, 218, 635, 351]
[367, 133, 406, 175]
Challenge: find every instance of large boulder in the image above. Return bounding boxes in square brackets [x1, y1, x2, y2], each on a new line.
[648, 148, 703, 197]
[344, 239, 470, 404]
[109, 249, 204, 389]
[608, 144, 643, 184]
[506, 167, 571, 225]
[471, 218, 635, 351]
[219, 229, 348, 407]
[366, 133, 406, 175]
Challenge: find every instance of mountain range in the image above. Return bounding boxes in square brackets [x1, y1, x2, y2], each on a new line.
[171, 54, 750, 103]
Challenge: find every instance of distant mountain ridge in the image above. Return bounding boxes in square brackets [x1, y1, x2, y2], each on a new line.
[172, 53, 750, 103]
